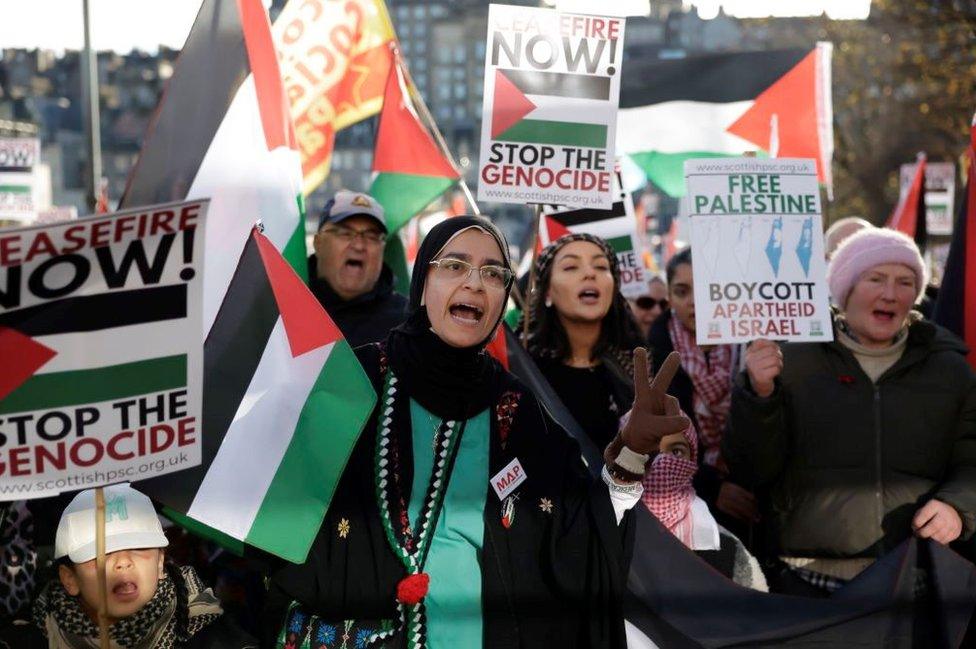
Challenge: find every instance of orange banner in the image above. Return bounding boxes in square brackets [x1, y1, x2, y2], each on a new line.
[273, 0, 396, 195]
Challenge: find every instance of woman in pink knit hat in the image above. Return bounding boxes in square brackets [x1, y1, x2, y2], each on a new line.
[724, 227, 976, 596]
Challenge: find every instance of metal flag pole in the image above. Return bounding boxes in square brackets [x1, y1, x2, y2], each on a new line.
[80, 0, 103, 213]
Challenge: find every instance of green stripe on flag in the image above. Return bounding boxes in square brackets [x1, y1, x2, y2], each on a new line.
[370, 172, 455, 233]
[383, 231, 411, 295]
[605, 235, 632, 254]
[281, 194, 308, 283]
[0, 185, 31, 194]
[245, 340, 376, 562]
[0, 355, 187, 415]
[496, 120, 607, 148]
[628, 150, 769, 198]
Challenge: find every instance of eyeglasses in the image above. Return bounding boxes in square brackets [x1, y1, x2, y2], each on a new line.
[428, 257, 514, 290]
[634, 296, 669, 310]
[323, 225, 386, 245]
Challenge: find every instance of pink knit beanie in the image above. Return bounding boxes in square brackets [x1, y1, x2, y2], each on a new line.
[826, 228, 926, 308]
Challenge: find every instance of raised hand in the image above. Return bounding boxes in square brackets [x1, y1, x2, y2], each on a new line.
[745, 338, 783, 398]
[618, 349, 690, 455]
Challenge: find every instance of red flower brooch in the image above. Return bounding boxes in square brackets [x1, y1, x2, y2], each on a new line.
[397, 573, 430, 605]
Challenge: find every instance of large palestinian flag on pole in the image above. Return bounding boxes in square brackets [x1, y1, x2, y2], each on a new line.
[617, 44, 833, 198]
[370, 54, 460, 234]
[120, 0, 305, 333]
[141, 229, 376, 562]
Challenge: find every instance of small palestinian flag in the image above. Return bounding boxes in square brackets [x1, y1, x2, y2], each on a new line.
[121, 0, 305, 333]
[933, 116, 976, 368]
[370, 56, 459, 234]
[141, 229, 376, 562]
[617, 44, 833, 198]
[491, 68, 613, 149]
[887, 153, 928, 251]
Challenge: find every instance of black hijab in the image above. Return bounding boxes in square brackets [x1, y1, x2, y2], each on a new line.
[386, 216, 513, 420]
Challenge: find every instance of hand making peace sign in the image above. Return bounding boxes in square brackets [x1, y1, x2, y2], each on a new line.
[604, 349, 691, 475]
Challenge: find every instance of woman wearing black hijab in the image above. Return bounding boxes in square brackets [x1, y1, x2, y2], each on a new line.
[263, 217, 687, 649]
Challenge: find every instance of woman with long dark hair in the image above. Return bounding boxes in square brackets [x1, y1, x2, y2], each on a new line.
[522, 233, 645, 450]
[263, 217, 688, 648]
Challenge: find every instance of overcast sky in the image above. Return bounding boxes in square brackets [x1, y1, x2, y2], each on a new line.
[0, 0, 869, 55]
[0, 0, 206, 53]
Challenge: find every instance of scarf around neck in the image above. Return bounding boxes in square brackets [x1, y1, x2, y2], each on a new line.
[641, 418, 698, 547]
[32, 566, 222, 649]
[668, 315, 733, 471]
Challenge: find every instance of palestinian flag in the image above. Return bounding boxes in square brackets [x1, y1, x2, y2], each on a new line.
[0, 281, 190, 416]
[491, 68, 614, 148]
[887, 154, 928, 251]
[370, 57, 459, 234]
[141, 229, 376, 562]
[933, 118, 976, 368]
[617, 44, 833, 198]
[120, 0, 305, 333]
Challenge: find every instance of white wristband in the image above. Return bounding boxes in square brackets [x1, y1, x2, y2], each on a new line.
[614, 445, 650, 475]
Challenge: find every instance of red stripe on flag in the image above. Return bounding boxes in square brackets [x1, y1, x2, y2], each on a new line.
[887, 155, 926, 237]
[372, 57, 459, 178]
[253, 229, 341, 356]
[0, 327, 56, 402]
[726, 48, 828, 183]
[237, 0, 295, 152]
[485, 326, 509, 370]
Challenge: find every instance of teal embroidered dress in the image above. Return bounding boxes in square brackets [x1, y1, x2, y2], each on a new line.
[407, 400, 490, 648]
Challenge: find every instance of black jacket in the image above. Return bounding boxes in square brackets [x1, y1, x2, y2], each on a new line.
[307, 255, 408, 348]
[724, 316, 976, 558]
[263, 343, 630, 648]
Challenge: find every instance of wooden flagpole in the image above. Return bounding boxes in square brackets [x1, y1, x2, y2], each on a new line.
[94, 487, 110, 649]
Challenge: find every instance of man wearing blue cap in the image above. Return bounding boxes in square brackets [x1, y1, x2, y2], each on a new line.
[308, 190, 408, 347]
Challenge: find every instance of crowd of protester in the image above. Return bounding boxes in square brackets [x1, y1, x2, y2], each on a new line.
[1, 190, 973, 648]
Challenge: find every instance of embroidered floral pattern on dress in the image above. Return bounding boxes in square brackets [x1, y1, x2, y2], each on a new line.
[496, 390, 521, 449]
[276, 603, 395, 649]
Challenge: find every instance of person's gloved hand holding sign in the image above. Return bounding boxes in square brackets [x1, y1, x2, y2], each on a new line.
[605, 350, 690, 482]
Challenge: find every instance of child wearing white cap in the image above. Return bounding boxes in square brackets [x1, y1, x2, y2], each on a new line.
[7, 483, 255, 649]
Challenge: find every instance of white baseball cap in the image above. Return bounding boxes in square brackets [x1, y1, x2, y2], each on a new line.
[55, 483, 169, 563]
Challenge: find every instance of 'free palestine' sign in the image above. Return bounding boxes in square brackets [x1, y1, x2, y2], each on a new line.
[684, 158, 833, 345]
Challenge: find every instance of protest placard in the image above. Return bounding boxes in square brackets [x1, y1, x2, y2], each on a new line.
[478, 4, 624, 209]
[540, 170, 646, 297]
[0, 138, 43, 223]
[684, 157, 832, 344]
[0, 200, 207, 500]
[273, 0, 396, 194]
